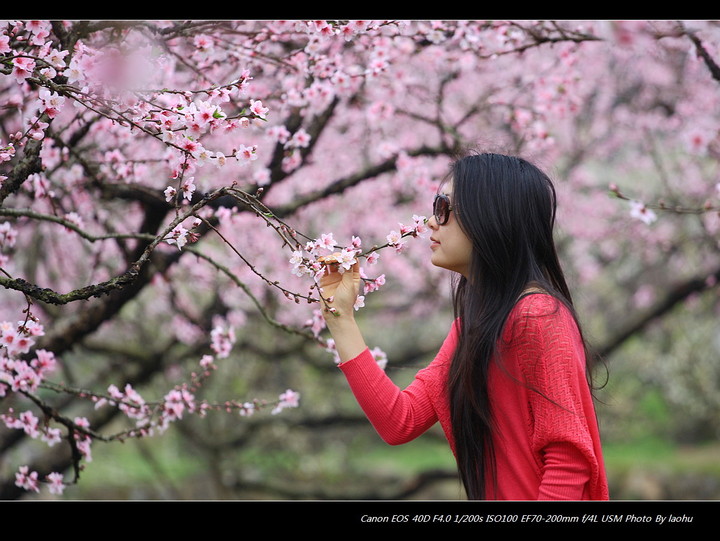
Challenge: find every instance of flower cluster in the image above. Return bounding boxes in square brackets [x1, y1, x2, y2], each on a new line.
[1, 21, 268, 192]
[210, 322, 236, 358]
[164, 217, 203, 251]
[289, 215, 428, 286]
[0, 221, 18, 267]
[271, 389, 301, 415]
[293, 216, 428, 365]
[0, 318, 71, 495]
[1, 311, 299, 497]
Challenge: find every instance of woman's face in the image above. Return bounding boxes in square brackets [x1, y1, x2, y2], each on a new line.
[428, 184, 473, 278]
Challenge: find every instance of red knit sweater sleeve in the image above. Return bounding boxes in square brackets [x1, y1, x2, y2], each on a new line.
[337, 323, 457, 445]
[538, 441, 592, 499]
[337, 349, 436, 444]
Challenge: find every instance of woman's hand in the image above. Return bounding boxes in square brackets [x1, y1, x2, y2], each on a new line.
[317, 260, 368, 362]
[318, 261, 361, 321]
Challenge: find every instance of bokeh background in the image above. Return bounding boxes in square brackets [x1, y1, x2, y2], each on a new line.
[1, 20, 719, 500]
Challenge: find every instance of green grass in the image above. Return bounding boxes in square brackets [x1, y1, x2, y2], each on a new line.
[603, 437, 720, 475]
[64, 421, 720, 500]
[74, 434, 205, 493]
[353, 437, 456, 474]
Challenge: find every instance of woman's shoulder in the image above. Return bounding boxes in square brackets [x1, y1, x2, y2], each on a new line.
[506, 292, 578, 340]
[514, 291, 567, 316]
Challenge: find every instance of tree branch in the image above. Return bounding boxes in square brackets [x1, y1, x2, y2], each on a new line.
[598, 264, 720, 358]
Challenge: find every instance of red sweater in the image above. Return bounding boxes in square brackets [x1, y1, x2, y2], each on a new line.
[338, 293, 609, 500]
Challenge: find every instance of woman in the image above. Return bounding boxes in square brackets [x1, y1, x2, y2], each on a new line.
[319, 152, 609, 500]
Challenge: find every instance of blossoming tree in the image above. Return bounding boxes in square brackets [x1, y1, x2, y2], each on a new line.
[1, 20, 719, 499]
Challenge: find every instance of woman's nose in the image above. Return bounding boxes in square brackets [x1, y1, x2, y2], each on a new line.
[427, 215, 439, 230]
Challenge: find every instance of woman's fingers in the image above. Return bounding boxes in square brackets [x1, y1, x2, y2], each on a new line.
[320, 262, 361, 314]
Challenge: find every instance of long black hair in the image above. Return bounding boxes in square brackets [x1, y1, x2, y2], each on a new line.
[445, 152, 594, 499]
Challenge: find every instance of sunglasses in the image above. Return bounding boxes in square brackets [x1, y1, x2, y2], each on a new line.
[433, 193, 454, 225]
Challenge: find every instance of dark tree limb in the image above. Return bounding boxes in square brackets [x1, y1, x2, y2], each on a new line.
[598, 264, 720, 359]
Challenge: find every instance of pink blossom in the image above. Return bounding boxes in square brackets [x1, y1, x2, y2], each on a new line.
[249, 99, 269, 119]
[9, 361, 40, 392]
[15, 466, 39, 493]
[179, 137, 203, 158]
[683, 128, 710, 155]
[31, 173, 52, 198]
[289, 250, 311, 277]
[248, 168, 267, 188]
[73, 417, 93, 462]
[317, 232, 336, 251]
[370, 346, 388, 370]
[386, 230, 402, 245]
[3, 332, 34, 359]
[105, 383, 149, 421]
[193, 34, 214, 51]
[64, 55, 87, 84]
[11, 56, 35, 83]
[336, 248, 358, 272]
[38, 87, 65, 117]
[180, 177, 196, 200]
[63, 212, 84, 232]
[163, 388, 195, 421]
[210, 324, 235, 358]
[0, 142, 15, 164]
[18, 410, 39, 437]
[32, 349, 56, 376]
[365, 251, 380, 265]
[312, 21, 335, 37]
[43, 47, 69, 68]
[281, 151, 301, 172]
[213, 151, 227, 167]
[363, 274, 386, 294]
[630, 200, 657, 225]
[366, 57, 388, 76]
[46, 472, 65, 495]
[238, 402, 255, 417]
[195, 100, 224, 126]
[236, 144, 258, 164]
[23, 320, 45, 337]
[305, 309, 326, 337]
[412, 215, 429, 237]
[268, 125, 290, 144]
[107, 383, 124, 402]
[26, 20, 51, 38]
[272, 389, 300, 414]
[76, 438, 92, 462]
[165, 225, 189, 250]
[325, 338, 341, 365]
[290, 128, 311, 148]
[0, 222, 18, 247]
[200, 354, 215, 369]
[339, 21, 370, 39]
[41, 427, 62, 447]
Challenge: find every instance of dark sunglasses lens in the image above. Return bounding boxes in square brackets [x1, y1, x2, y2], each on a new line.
[434, 195, 449, 224]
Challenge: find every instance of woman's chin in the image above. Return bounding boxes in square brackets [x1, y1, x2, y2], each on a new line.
[430, 253, 450, 272]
